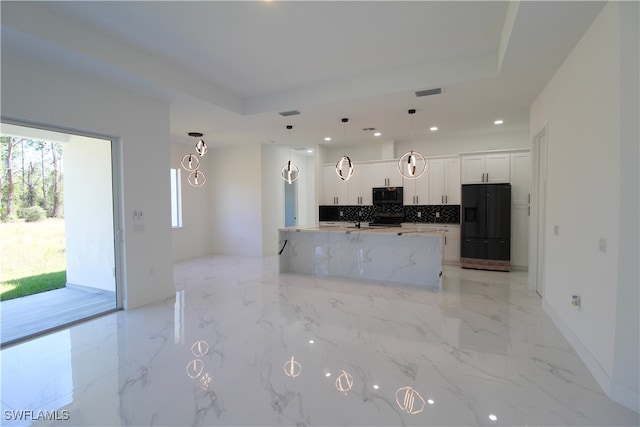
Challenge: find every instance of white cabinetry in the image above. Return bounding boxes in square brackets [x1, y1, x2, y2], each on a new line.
[443, 225, 461, 264]
[372, 161, 403, 187]
[510, 151, 530, 269]
[323, 165, 348, 205]
[404, 175, 429, 205]
[429, 157, 461, 205]
[347, 163, 373, 205]
[461, 153, 510, 184]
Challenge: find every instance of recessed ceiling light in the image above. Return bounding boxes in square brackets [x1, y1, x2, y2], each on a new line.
[374, 132, 381, 137]
[489, 414, 498, 421]
[308, 339, 314, 344]
[373, 384, 380, 390]
[324, 137, 331, 142]
[427, 399, 434, 405]
[430, 126, 438, 131]
[494, 119, 504, 125]
[306, 149, 313, 153]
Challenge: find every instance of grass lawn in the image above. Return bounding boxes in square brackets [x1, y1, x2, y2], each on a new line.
[0, 218, 66, 301]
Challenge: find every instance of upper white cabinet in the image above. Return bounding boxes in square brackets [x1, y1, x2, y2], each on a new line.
[428, 157, 461, 205]
[346, 163, 373, 205]
[372, 161, 403, 187]
[323, 165, 348, 205]
[461, 153, 510, 184]
[403, 174, 429, 205]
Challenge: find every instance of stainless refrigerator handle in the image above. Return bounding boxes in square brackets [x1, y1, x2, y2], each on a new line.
[442, 195, 444, 204]
[445, 195, 448, 204]
[416, 196, 419, 204]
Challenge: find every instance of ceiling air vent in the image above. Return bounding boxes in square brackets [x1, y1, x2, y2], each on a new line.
[415, 87, 442, 97]
[279, 110, 300, 117]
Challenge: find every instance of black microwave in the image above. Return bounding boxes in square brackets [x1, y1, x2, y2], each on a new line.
[372, 187, 403, 205]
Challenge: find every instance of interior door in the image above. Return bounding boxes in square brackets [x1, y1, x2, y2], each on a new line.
[284, 180, 297, 227]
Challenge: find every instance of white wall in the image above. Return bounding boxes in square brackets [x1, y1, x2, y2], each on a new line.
[171, 143, 213, 261]
[210, 144, 263, 256]
[530, 1, 638, 411]
[1, 52, 175, 310]
[64, 138, 115, 293]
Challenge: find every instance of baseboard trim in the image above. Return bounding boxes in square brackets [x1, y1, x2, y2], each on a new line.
[543, 300, 639, 413]
[460, 257, 510, 271]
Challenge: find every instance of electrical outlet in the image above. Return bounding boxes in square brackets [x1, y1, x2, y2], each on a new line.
[435, 212, 440, 218]
[339, 210, 343, 217]
[571, 295, 581, 307]
[417, 211, 422, 218]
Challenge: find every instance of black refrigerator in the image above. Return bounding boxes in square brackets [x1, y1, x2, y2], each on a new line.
[460, 184, 511, 271]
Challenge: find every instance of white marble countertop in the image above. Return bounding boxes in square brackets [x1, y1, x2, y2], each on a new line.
[280, 225, 445, 236]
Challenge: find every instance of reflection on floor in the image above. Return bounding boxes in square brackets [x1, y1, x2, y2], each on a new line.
[1, 255, 637, 426]
[1, 287, 116, 346]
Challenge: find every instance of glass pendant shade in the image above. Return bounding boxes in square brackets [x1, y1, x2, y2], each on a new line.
[181, 153, 200, 171]
[335, 155, 355, 181]
[188, 169, 206, 187]
[281, 160, 300, 184]
[398, 150, 426, 179]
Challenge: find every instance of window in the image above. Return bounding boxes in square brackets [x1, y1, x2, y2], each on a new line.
[170, 168, 182, 228]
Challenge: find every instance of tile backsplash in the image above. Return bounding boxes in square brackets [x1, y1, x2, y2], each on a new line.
[320, 204, 460, 224]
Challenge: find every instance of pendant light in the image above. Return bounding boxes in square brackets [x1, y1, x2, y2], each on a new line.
[189, 132, 208, 156]
[280, 125, 300, 184]
[335, 118, 354, 181]
[181, 131, 207, 187]
[188, 169, 206, 187]
[398, 109, 426, 179]
[181, 153, 200, 171]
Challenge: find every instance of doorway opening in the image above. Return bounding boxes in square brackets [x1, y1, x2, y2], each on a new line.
[284, 180, 297, 227]
[0, 120, 121, 347]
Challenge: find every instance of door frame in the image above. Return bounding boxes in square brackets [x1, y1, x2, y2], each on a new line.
[284, 178, 298, 227]
[1, 116, 124, 309]
[529, 123, 548, 297]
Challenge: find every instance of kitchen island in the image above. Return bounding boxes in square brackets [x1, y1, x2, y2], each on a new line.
[278, 225, 443, 289]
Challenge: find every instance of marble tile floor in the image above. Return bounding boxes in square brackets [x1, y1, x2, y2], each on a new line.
[1, 255, 637, 426]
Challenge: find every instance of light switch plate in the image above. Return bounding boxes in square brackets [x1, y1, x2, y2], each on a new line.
[599, 237, 607, 253]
